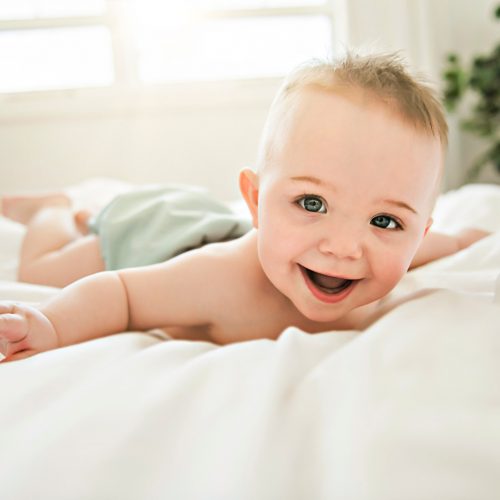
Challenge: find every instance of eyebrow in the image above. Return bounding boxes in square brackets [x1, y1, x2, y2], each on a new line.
[290, 175, 418, 215]
[382, 199, 418, 215]
[291, 175, 337, 191]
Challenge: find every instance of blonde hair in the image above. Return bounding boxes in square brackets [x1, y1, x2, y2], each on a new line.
[257, 51, 448, 169]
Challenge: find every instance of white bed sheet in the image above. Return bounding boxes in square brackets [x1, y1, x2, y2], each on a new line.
[0, 179, 499, 500]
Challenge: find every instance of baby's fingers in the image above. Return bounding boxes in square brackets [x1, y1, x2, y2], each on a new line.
[0, 312, 29, 343]
[0, 303, 57, 362]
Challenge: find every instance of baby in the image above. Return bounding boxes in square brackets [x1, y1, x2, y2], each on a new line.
[0, 52, 489, 361]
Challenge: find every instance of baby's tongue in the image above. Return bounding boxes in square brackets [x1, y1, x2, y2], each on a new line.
[312, 272, 349, 289]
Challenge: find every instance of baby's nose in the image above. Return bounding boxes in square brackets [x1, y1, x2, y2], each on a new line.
[318, 225, 363, 260]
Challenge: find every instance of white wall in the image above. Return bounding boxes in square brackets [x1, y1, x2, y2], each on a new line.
[0, 81, 280, 200]
[340, 0, 500, 189]
[0, 0, 498, 198]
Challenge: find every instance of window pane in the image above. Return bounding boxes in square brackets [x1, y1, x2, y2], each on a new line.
[137, 15, 332, 83]
[0, 26, 114, 93]
[0, 0, 106, 20]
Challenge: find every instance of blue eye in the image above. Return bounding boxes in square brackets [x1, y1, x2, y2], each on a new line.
[298, 196, 327, 213]
[371, 215, 401, 230]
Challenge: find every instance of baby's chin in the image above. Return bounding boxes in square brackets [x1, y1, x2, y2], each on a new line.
[293, 293, 384, 329]
[292, 300, 357, 327]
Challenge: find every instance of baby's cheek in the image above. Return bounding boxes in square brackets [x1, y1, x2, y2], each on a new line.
[377, 256, 408, 289]
[258, 225, 289, 268]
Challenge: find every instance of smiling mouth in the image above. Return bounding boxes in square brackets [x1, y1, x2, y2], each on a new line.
[300, 265, 359, 296]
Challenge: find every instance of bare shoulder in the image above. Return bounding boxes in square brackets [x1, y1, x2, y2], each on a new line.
[196, 230, 269, 304]
[117, 231, 261, 332]
[184, 230, 288, 342]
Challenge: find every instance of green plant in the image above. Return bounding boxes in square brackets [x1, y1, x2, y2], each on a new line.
[442, 4, 500, 181]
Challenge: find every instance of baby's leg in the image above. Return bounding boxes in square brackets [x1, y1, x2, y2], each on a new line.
[2, 193, 70, 225]
[20, 236, 104, 288]
[3, 195, 105, 287]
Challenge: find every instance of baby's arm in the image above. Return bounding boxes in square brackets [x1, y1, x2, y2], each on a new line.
[0, 251, 216, 362]
[0, 272, 129, 361]
[409, 228, 490, 269]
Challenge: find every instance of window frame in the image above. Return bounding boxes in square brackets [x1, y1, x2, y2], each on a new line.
[0, 0, 341, 117]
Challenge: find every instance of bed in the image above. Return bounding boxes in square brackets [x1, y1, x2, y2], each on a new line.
[0, 178, 499, 500]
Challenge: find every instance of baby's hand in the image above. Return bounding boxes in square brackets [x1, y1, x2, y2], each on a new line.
[457, 228, 491, 250]
[0, 302, 58, 362]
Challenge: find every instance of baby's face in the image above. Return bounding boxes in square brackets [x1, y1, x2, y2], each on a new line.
[245, 87, 442, 323]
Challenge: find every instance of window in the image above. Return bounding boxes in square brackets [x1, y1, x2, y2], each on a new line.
[0, 0, 334, 94]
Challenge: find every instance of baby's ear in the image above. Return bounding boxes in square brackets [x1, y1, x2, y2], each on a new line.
[239, 168, 259, 228]
[424, 217, 433, 237]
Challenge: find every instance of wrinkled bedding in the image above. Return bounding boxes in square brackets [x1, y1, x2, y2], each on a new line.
[0, 179, 499, 500]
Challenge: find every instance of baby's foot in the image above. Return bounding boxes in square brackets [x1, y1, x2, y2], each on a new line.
[1, 193, 71, 225]
[74, 209, 94, 235]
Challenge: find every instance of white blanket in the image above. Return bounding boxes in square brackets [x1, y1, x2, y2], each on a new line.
[0, 180, 499, 500]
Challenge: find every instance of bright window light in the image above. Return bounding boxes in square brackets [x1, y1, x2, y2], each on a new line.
[0, 26, 114, 93]
[0, 0, 333, 93]
[136, 15, 332, 83]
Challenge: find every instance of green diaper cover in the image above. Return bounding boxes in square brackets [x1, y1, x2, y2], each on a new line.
[88, 185, 252, 270]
